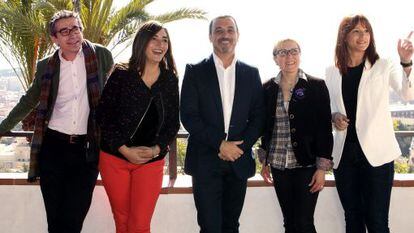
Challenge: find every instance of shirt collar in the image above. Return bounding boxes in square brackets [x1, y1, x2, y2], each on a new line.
[274, 69, 307, 84]
[58, 48, 83, 62]
[212, 52, 237, 70]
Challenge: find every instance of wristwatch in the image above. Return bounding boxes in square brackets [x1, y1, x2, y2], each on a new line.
[401, 60, 413, 68]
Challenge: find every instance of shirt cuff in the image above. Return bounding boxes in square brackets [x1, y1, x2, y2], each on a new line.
[257, 148, 267, 164]
[316, 157, 333, 171]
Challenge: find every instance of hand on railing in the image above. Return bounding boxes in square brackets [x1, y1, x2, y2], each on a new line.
[0, 131, 10, 140]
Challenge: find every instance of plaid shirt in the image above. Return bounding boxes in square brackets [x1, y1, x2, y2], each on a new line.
[268, 87, 301, 170]
[267, 71, 306, 170]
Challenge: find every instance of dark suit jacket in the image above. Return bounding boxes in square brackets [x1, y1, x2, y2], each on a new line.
[261, 74, 333, 166]
[180, 55, 265, 180]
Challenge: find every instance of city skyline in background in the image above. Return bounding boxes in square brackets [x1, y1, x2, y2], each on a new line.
[0, 0, 413, 83]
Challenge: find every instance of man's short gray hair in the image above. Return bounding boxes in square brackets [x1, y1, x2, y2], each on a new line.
[49, 10, 83, 36]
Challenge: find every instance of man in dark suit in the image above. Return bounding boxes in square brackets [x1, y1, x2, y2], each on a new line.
[180, 15, 265, 233]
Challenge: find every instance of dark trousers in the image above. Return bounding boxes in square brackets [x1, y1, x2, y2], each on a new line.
[38, 130, 98, 233]
[271, 166, 319, 233]
[334, 142, 394, 233]
[192, 161, 247, 233]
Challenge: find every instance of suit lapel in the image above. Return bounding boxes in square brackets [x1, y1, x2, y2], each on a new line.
[356, 60, 372, 122]
[289, 78, 308, 112]
[269, 81, 278, 118]
[338, 74, 345, 114]
[50, 63, 60, 109]
[333, 68, 346, 115]
[228, 61, 243, 137]
[205, 55, 225, 129]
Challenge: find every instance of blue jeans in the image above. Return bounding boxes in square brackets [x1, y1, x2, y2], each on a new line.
[334, 141, 394, 233]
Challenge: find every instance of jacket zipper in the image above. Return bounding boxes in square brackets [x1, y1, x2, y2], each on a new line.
[155, 93, 165, 137]
[130, 97, 154, 140]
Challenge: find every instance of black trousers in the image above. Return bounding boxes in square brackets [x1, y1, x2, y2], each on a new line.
[192, 161, 247, 233]
[271, 166, 319, 233]
[38, 131, 98, 233]
[334, 141, 394, 233]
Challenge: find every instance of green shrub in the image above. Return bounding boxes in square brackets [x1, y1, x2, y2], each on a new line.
[177, 138, 187, 174]
[395, 157, 410, 174]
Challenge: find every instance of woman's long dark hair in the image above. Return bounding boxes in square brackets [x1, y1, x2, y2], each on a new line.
[335, 15, 379, 76]
[128, 21, 177, 75]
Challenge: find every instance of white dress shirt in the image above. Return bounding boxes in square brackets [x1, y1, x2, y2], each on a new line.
[213, 53, 237, 138]
[48, 49, 90, 135]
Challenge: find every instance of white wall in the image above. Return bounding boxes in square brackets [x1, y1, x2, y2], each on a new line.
[0, 185, 413, 233]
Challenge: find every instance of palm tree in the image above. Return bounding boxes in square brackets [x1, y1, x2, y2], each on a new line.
[0, 0, 206, 90]
[79, 0, 206, 55]
[51, 0, 208, 52]
[0, 0, 206, 130]
[0, 0, 54, 90]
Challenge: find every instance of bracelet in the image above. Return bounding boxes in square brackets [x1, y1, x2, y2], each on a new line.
[401, 60, 413, 68]
[151, 146, 159, 158]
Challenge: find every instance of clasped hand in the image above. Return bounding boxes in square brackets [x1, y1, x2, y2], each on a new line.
[119, 145, 160, 164]
[332, 112, 349, 131]
[218, 140, 244, 162]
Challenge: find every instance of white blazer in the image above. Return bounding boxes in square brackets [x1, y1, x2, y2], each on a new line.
[326, 59, 414, 168]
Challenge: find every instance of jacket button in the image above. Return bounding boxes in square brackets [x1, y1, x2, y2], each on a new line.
[289, 114, 294, 119]
[291, 128, 296, 133]
[292, 142, 298, 147]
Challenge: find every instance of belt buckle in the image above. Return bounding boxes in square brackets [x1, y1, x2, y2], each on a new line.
[69, 135, 77, 144]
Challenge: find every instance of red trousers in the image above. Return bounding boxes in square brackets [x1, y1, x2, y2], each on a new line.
[99, 151, 164, 233]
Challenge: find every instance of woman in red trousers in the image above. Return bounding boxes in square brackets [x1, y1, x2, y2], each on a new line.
[97, 21, 180, 233]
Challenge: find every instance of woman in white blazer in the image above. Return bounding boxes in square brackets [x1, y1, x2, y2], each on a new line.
[326, 15, 413, 233]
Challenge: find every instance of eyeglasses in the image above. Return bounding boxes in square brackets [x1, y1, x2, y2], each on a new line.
[273, 48, 301, 57]
[57, 26, 82, 36]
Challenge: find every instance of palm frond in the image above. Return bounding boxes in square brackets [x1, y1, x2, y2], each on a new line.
[106, 0, 151, 44]
[80, 0, 113, 44]
[150, 8, 207, 23]
[108, 21, 141, 50]
[0, 0, 53, 90]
